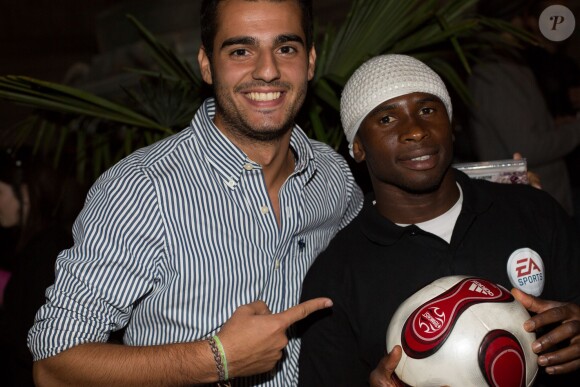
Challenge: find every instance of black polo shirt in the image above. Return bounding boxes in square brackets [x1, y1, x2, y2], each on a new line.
[298, 170, 580, 386]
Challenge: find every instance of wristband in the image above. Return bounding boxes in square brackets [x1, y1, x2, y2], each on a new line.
[208, 335, 230, 385]
[213, 335, 229, 380]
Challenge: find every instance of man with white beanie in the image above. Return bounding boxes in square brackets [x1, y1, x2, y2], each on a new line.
[298, 54, 580, 386]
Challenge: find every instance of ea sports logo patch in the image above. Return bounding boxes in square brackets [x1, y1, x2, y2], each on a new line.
[507, 248, 545, 296]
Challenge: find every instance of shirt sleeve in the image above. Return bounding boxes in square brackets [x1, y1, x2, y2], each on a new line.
[298, 251, 369, 386]
[28, 163, 166, 360]
[336, 154, 364, 231]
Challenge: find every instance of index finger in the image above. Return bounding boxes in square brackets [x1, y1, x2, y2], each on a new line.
[277, 297, 333, 326]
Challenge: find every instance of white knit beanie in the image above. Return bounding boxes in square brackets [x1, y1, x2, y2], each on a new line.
[340, 54, 452, 156]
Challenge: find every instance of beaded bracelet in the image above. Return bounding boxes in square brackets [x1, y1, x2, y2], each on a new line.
[208, 335, 231, 386]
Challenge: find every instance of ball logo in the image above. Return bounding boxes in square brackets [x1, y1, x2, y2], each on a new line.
[507, 248, 545, 296]
[418, 307, 445, 334]
[468, 280, 495, 296]
[402, 278, 512, 358]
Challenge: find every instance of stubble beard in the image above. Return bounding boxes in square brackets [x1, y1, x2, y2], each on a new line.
[212, 80, 307, 143]
[371, 158, 452, 195]
[396, 161, 452, 195]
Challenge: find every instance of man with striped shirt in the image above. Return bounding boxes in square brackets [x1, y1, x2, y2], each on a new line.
[28, 0, 363, 385]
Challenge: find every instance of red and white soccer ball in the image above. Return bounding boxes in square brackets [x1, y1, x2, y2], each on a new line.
[386, 275, 538, 387]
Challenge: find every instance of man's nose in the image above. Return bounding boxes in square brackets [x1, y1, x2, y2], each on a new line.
[252, 52, 281, 82]
[399, 119, 429, 142]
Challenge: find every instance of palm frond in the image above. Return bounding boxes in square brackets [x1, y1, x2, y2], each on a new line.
[126, 14, 201, 86]
[0, 76, 172, 132]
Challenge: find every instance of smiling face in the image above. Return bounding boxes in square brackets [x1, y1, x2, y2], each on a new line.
[198, 0, 316, 143]
[353, 92, 454, 194]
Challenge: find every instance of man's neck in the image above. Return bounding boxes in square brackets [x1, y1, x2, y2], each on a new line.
[373, 170, 460, 225]
[228, 129, 294, 181]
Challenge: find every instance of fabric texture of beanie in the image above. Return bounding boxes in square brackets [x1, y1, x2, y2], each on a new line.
[340, 54, 452, 156]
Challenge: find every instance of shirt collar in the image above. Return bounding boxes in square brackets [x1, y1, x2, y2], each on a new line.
[191, 98, 316, 188]
[453, 169, 493, 215]
[359, 169, 493, 245]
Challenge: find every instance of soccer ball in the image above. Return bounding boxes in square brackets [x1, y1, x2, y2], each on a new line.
[385, 275, 538, 387]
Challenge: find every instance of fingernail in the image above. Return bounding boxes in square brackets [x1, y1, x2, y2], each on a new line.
[545, 366, 554, 374]
[524, 320, 535, 331]
[538, 355, 548, 366]
[532, 342, 542, 352]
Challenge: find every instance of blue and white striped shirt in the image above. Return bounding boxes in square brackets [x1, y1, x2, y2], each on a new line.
[28, 98, 363, 386]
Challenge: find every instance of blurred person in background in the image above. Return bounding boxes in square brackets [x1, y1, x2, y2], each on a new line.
[468, 0, 580, 218]
[0, 147, 84, 387]
[523, 0, 580, 121]
[522, 0, 580, 227]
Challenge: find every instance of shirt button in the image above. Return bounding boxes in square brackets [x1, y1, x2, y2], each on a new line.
[226, 179, 236, 188]
[275, 259, 280, 269]
[261, 206, 269, 215]
[243, 163, 253, 171]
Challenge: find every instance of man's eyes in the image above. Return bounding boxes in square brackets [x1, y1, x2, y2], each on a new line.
[278, 46, 297, 54]
[380, 115, 394, 124]
[230, 48, 248, 57]
[228, 46, 299, 58]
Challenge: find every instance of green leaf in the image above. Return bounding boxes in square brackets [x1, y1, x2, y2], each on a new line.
[0, 76, 173, 132]
[126, 14, 201, 86]
[312, 78, 340, 111]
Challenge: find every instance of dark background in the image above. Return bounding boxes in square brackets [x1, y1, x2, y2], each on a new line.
[0, 0, 579, 138]
[0, 0, 353, 136]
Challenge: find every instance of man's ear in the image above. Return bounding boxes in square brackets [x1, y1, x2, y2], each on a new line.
[198, 46, 213, 85]
[307, 46, 317, 81]
[352, 136, 366, 163]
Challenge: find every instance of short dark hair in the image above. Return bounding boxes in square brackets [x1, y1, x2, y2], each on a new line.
[200, 0, 314, 59]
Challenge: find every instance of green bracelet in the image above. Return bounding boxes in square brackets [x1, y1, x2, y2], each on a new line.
[213, 335, 229, 381]
[208, 335, 229, 382]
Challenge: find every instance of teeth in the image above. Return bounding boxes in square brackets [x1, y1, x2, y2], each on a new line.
[411, 155, 431, 161]
[247, 92, 281, 101]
